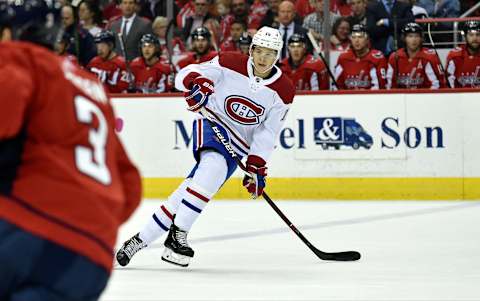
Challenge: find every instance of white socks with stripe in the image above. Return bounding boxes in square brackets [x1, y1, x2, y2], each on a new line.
[139, 151, 228, 245]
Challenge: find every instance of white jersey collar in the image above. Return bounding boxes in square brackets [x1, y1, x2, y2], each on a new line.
[247, 57, 282, 91]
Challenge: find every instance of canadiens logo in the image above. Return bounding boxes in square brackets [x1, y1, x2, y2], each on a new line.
[224, 95, 265, 125]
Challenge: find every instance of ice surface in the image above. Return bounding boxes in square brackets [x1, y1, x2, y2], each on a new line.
[101, 200, 480, 301]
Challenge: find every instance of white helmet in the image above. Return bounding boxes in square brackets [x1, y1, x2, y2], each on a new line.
[250, 26, 283, 59]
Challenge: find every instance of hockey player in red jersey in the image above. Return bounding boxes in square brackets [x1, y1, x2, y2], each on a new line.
[176, 27, 218, 70]
[238, 32, 253, 55]
[387, 23, 446, 89]
[130, 34, 174, 93]
[220, 19, 247, 52]
[116, 26, 295, 268]
[87, 30, 130, 93]
[446, 21, 480, 88]
[335, 24, 387, 90]
[0, 3, 141, 300]
[280, 33, 329, 91]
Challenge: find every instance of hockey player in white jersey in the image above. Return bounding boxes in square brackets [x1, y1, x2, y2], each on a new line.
[116, 26, 295, 267]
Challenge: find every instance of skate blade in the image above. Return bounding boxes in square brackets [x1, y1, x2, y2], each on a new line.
[161, 248, 191, 267]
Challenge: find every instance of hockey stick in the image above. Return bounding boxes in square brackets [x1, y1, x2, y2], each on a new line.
[117, 32, 136, 91]
[199, 107, 361, 262]
[306, 31, 339, 89]
[426, 23, 452, 88]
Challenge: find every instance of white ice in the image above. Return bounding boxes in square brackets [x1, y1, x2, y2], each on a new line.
[100, 200, 480, 301]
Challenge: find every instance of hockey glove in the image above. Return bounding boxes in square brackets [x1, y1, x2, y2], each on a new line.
[184, 77, 214, 112]
[242, 155, 267, 199]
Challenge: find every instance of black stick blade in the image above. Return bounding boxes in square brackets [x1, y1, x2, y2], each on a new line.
[314, 249, 361, 261]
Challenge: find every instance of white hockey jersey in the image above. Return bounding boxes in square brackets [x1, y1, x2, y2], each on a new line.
[175, 52, 295, 163]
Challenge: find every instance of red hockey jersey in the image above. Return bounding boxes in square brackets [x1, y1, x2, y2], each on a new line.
[220, 37, 239, 52]
[0, 42, 141, 271]
[176, 51, 218, 70]
[446, 46, 480, 88]
[280, 54, 330, 91]
[87, 54, 130, 93]
[387, 48, 446, 89]
[130, 57, 173, 93]
[335, 48, 387, 90]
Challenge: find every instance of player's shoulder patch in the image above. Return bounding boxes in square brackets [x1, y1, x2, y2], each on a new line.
[267, 74, 295, 104]
[218, 51, 249, 76]
[422, 48, 436, 55]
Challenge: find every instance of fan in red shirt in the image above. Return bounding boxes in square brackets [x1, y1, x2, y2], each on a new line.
[177, 27, 218, 70]
[446, 21, 480, 88]
[280, 33, 329, 91]
[0, 3, 141, 300]
[387, 23, 446, 89]
[130, 34, 174, 93]
[220, 19, 247, 52]
[335, 24, 387, 90]
[87, 30, 130, 93]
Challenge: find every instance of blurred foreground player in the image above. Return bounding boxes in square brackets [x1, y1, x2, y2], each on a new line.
[386, 23, 445, 89]
[116, 26, 294, 268]
[0, 4, 142, 300]
[335, 24, 387, 90]
[446, 21, 480, 88]
[280, 33, 329, 91]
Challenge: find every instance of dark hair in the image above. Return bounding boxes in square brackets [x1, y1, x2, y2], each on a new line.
[332, 17, 350, 37]
[231, 18, 247, 30]
[78, 0, 103, 26]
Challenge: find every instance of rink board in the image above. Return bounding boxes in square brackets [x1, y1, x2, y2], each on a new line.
[111, 90, 480, 200]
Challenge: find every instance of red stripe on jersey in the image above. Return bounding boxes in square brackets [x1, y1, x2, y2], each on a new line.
[186, 187, 209, 203]
[161, 205, 174, 221]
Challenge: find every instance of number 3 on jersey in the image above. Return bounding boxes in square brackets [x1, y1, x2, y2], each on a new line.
[74, 95, 112, 185]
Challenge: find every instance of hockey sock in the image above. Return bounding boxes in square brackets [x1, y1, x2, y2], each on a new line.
[174, 150, 228, 231]
[139, 178, 191, 245]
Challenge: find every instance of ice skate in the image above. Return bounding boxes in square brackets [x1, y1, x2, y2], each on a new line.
[116, 233, 147, 267]
[161, 224, 194, 267]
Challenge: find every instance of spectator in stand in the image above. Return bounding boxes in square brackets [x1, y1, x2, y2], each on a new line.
[398, 0, 429, 19]
[103, 0, 122, 22]
[0, 2, 13, 41]
[152, 16, 170, 62]
[183, 0, 217, 41]
[107, 0, 153, 61]
[386, 23, 445, 89]
[220, 19, 247, 51]
[333, 0, 352, 16]
[220, 0, 249, 42]
[238, 31, 252, 55]
[335, 24, 388, 90]
[330, 17, 351, 51]
[278, 0, 310, 60]
[177, 0, 195, 29]
[296, 0, 352, 19]
[87, 30, 130, 93]
[303, 0, 340, 47]
[259, 0, 281, 28]
[295, 0, 314, 19]
[347, 0, 368, 27]
[249, 0, 269, 31]
[366, 0, 414, 56]
[433, 0, 460, 18]
[54, 31, 79, 64]
[446, 21, 480, 88]
[78, 0, 103, 37]
[216, 0, 231, 18]
[61, 4, 97, 66]
[416, 0, 434, 15]
[280, 33, 330, 91]
[131, 34, 174, 93]
[177, 26, 218, 69]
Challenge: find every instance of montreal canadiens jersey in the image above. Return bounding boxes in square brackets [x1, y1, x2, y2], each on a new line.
[446, 46, 480, 88]
[386, 48, 446, 89]
[175, 52, 295, 163]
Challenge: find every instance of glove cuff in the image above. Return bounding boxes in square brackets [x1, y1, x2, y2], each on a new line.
[182, 72, 201, 89]
[246, 155, 266, 168]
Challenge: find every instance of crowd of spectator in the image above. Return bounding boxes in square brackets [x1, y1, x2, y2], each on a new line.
[1, 0, 479, 92]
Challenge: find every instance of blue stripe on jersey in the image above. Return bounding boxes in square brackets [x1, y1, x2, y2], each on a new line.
[152, 213, 169, 231]
[181, 199, 202, 213]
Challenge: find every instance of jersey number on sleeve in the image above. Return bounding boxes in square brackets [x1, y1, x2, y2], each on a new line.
[74, 95, 112, 185]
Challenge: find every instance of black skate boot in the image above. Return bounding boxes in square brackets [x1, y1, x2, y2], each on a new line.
[116, 233, 147, 267]
[161, 224, 194, 267]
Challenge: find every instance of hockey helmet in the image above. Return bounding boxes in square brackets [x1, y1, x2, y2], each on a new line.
[288, 33, 307, 46]
[462, 20, 480, 34]
[94, 30, 116, 47]
[250, 26, 283, 59]
[402, 22, 423, 35]
[191, 27, 211, 40]
[350, 24, 368, 37]
[140, 33, 160, 47]
[238, 32, 252, 46]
